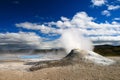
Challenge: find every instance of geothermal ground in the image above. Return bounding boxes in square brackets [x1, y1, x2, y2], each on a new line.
[0, 49, 120, 80]
[0, 45, 120, 80]
[0, 57, 119, 80]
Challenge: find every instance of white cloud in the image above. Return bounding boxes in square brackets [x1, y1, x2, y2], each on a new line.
[71, 12, 94, 27]
[91, 0, 106, 6]
[107, 5, 120, 10]
[16, 12, 120, 43]
[90, 36, 120, 41]
[100, 3, 120, 17]
[0, 11, 120, 50]
[0, 32, 42, 49]
[101, 10, 111, 16]
[2, 11, 117, 48]
[16, 22, 57, 34]
[0, 32, 62, 49]
[114, 18, 120, 20]
[51, 12, 120, 42]
[61, 16, 70, 21]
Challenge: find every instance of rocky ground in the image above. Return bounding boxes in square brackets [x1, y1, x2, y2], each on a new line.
[0, 48, 120, 80]
[0, 57, 119, 80]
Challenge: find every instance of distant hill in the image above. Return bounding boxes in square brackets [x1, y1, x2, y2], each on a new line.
[94, 45, 120, 56]
[0, 45, 120, 56]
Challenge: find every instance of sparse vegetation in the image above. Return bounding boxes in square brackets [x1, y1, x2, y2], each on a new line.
[94, 45, 120, 56]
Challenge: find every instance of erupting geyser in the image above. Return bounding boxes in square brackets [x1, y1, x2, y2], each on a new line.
[66, 49, 115, 65]
[60, 29, 115, 65]
[60, 29, 94, 53]
[29, 29, 116, 71]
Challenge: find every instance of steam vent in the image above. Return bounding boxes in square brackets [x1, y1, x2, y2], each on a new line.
[29, 49, 115, 71]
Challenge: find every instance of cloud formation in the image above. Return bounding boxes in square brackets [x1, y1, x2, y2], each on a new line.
[91, 0, 106, 6]
[101, 10, 111, 16]
[107, 5, 120, 10]
[16, 22, 57, 34]
[101, 4, 120, 17]
[1, 11, 120, 49]
[92, 0, 120, 17]
[114, 18, 120, 21]
[0, 32, 62, 49]
[16, 12, 120, 43]
[0, 32, 41, 49]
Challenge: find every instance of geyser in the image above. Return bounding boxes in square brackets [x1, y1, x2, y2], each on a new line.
[60, 29, 115, 65]
[60, 29, 94, 53]
[66, 49, 115, 65]
[29, 29, 116, 71]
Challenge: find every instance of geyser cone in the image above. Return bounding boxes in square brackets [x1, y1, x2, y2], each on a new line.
[28, 29, 116, 71]
[59, 29, 115, 65]
[29, 49, 116, 71]
[64, 49, 116, 65]
[63, 49, 87, 61]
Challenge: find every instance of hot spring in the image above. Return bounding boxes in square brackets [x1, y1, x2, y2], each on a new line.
[0, 49, 67, 61]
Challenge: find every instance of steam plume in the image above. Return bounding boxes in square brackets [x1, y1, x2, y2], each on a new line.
[59, 28, 115, 65]
[60, 29, 94, 53]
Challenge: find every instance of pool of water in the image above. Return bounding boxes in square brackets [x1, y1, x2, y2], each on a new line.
[19, 55, 44, 59]
[0, 51, 67, 61]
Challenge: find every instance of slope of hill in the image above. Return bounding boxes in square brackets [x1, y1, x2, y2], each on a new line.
[94, 45, 120, 56]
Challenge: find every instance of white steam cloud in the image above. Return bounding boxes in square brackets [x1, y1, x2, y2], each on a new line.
[60, 28, 115, 66]
[60, 29, 94, 53]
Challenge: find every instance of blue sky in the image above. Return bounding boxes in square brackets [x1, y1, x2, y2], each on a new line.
[0, 0, 120, 49]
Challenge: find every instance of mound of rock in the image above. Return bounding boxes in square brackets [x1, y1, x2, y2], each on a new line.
[29, 49, 115, 71]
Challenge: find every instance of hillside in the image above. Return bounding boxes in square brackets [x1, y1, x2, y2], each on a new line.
[94, 45, 120, 56]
